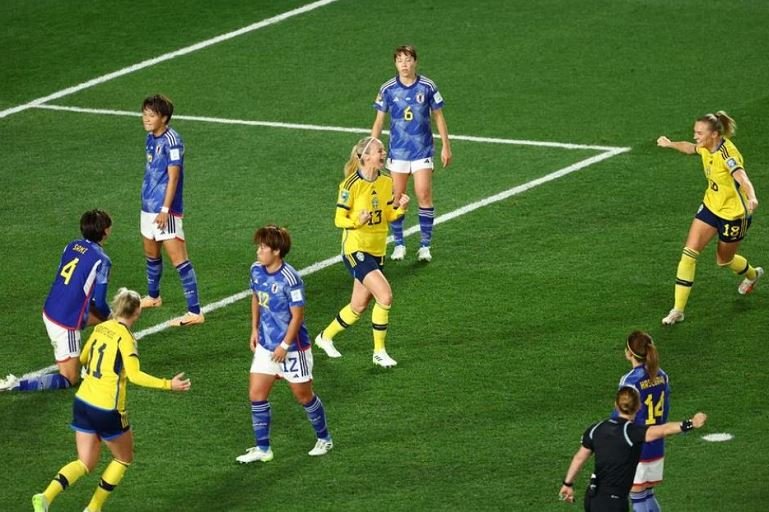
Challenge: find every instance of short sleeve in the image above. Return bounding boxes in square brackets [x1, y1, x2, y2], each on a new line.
[628, 423, 648, 444]
[430, 87, 444, 110]
[167, 141, 184, 166]
[373, 88, 389, 112]
[286, 281, 306, 307]
[250, 264, 262, 293]
[725, 156, 743, 174]
[581, 423, 598, 450]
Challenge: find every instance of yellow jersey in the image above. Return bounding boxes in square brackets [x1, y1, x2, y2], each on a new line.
[335, 170, 406, 256]
[77, 319, 170, 413]
[697, 138, 749, 220]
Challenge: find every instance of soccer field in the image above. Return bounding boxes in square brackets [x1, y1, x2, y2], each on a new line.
[1, 1, 769, 510]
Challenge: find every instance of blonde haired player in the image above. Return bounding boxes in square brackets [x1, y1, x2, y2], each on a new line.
[315, 137, 409, 367]
[657, 111, 762, 325]
[32, 288, 190, 512]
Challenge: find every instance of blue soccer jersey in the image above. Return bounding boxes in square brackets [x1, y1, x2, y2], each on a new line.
[142, 127, 185, 215]
[249, 262, 310, 352]
[43, 239, 111, 330]
[617, 366, 671, 461]
[373, 75, 444, 160]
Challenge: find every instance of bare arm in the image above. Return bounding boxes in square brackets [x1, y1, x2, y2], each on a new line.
[559, 446, 592, 503]
[155, 165, 181, 229]
[272, 305, 305, 363]
[432, 108, 452, 168]
[657, 136, 697, 155]
[250, 293, 260, 352]
[733, 169, 759, 213]
[645, 412, 707, 442]
[371, 110, 386, 140]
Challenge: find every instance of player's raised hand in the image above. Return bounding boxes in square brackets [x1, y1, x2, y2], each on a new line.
[171, 372, 191, 392]
[656, 136, 672, 148]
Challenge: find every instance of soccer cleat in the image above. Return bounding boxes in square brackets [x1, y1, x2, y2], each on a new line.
[140, 295, 163, 308]
[308, 438, 334, 456]
[0, 374, 19, 392]
[314, 333, 342, 358]
[661, 309, 684, 325]
[169, 312, 205, 327]
[738, 266, 764, 295]
[417, 246, 432, 262]
[373, 350, 398, 368]
[32, 493, 49, 512]
[390, 244, 406, 261]
[236, 447, 274, 464]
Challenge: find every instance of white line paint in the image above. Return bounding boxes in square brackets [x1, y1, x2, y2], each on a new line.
[33, 104, 628, 152]
[21, 147, 629, 379]
[0, 0, 340, 120]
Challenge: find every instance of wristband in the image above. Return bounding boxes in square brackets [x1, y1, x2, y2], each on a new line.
[160, 206, 169, 213]
[562, 480, 573, 487]
[279, 342, 291, 351]
[680, 419, 694, 432]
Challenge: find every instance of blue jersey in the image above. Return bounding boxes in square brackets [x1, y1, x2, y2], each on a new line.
[616, 366, 670, 461]
[373, 75, 444, 160]
[142, 127, 185, 215]
[249, 262, 310, 352]
[43, 239, 111, 330]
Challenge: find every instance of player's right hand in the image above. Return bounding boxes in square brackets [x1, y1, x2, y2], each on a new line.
[358, 209, 372, 226]
[692, 412, 707, 428]
[656, 136, 672, 147]
[398, 193, 410, 209]
[250, 332, 259, 352]
[171, 372, 191, 392]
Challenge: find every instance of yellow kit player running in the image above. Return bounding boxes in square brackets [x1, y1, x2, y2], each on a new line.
[32, 288, 190, 512]
[657, 111, 762, 325]
[315, 137, 409, 367]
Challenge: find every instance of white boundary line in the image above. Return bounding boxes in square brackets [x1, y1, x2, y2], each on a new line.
[33, 104, 626, 152]
[22, 146, 629, 379]
[0, 0, 340, 120]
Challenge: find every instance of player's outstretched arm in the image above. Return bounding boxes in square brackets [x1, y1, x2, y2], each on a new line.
[657, 136, 696, 154]
[645, 412, 707, 442]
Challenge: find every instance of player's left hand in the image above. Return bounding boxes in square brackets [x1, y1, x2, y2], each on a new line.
[155, 211, 169, 230]
[272, 346, 287, 363]
[748, 197, 758, 214]
[441, 146, 452, 168]
[558, 485, 575, 503]
[397, 193, 410, 210]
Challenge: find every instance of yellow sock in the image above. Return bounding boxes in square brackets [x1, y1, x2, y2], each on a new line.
[372, 302, 390, 351]
[322, 304, 360, 340]
[87, 459, 130, 512]
[673, 247, 699, 311]
[43, 459, 88, 504]
[726, 254, 757, 280]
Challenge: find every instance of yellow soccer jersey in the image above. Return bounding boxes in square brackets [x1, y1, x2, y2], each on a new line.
[697, 138, 749, 220]
[77, 319, 169, 413]
[335, 170, 406, 256]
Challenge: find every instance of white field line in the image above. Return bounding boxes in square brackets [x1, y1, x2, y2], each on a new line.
[0, 0, 340, 120]
[33, 104, 626, 152]
[21, 146, 629, 379]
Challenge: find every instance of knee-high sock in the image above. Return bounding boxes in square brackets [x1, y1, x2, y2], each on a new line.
[87, 459, 130, 512]
[251, 400, 271, 450]
[372, 302, 390, 352]
[725, 254, 757, 280]
[18, 373, 71, 392]
[176, 260, 201, 314]
[322, 304, 360, 340]
[146, 257, 162, 298]
[645, 488, 661, 512]
[303, 394, 330, 440]
[630, 489, 650, 512]
[674, 247, 699, 311]
[418, 206, 435, 247]
[390, 216, 405, 246]
[42, 459, 89, 504]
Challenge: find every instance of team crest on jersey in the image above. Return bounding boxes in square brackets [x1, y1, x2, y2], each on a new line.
[356, 252, 365, 262]
[415, 93, 425, 104]
[271, 283, 280, 294]
[372, 197, 380, 210]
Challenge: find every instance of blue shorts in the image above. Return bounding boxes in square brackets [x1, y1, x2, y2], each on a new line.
[71, 398, 130, 440]
[343, 252, 384, 282]
[695, 203, 751, 243]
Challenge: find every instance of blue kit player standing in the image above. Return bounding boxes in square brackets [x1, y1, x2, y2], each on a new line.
[0, 210, 112, 392]
[616, 332, 670, 512]
[138, 94, 204, 327]
[371, 44, 452, 263]
[236, 225, 333, 463]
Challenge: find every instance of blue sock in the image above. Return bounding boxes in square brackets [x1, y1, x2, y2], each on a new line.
[630, 490, 650, 512]
[176, 260, 201, 314]
[391, 216, 405, 246]
[303, 394, 330, 440]
[418, 206, 435, 247]
[18, 373, 72, 391]
[251, 400, 271, 450]
[646, 489, 661, 512]
[146, 257, 163, 298]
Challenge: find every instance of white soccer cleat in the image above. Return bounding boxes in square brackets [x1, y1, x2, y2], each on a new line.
[32, 493, 49, 512]
[390, 244, 406, 261]
[373, 350, 398, 368]
[0, 374, 19, 392]
[308, 438, 334, 456]
[236, 447, 274, 464]
[417, 246, 432, 262]
[140, 295, 163, 308]
[661, 309, 685, 325]
[738, 266, 764, 295]
[314, 333, 342, 358]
